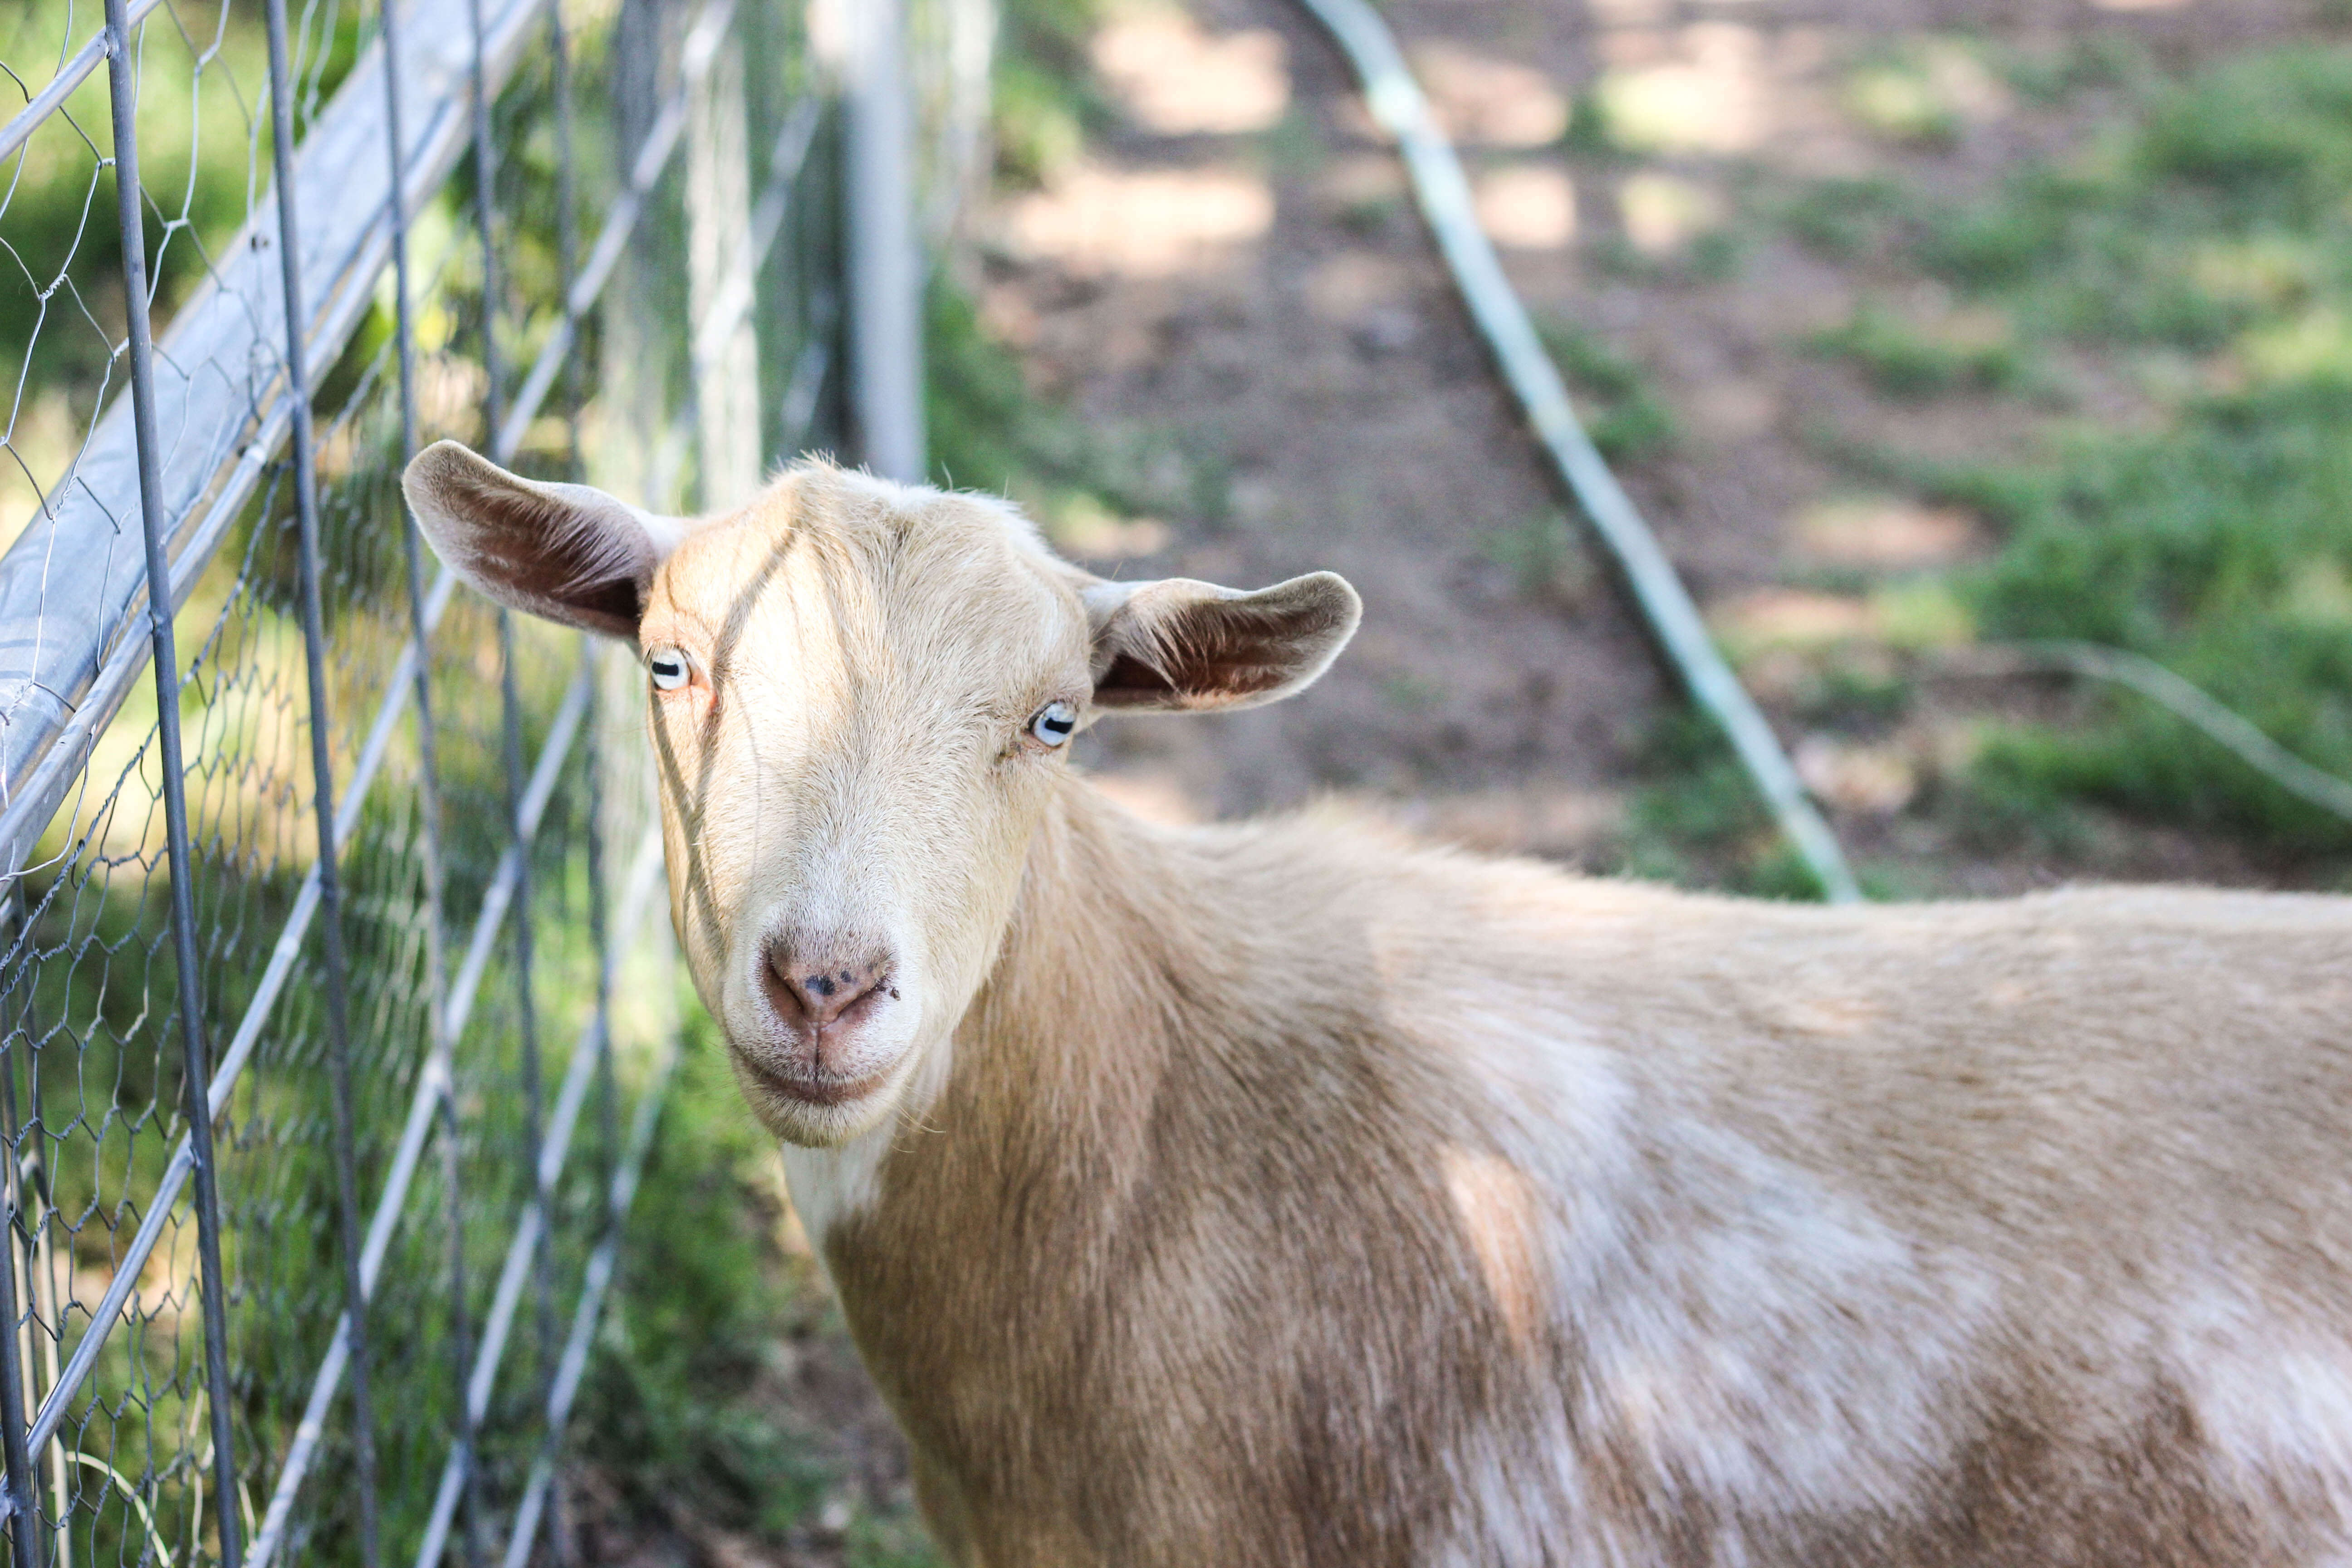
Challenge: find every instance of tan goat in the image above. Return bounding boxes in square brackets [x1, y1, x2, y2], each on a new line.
[405, 440, 2352, 1568]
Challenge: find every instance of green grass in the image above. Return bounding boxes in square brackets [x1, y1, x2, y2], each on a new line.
[1802, 44, 2352, 857]
[1536, 319, 1678, 462]
[1482, 510, 1596, 606]
[990, 0, 1117, 187]
[1605, 715, 1827, 899]
[579, 1020, 941, 1562]
[1810, 306, 2026, 400]
[927, 273, 1227, 551]
[1926, 377, 2352, 848]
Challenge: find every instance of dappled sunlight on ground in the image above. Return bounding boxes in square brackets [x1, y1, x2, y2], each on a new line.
[1792, 497, 1981, 570]
[1597, 23, 1780, 156]
[1411, 43, 1568, 148]
[1000, 163, 1275, 278]
[1091, 9, 1290, 134]
[1477, 166, 1579, 250]
[971, 0, 2350, 897]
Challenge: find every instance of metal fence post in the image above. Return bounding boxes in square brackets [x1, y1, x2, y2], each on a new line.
[99, 0, 244, 1563]
[375, 7, 484, 1557]
[687, 38, 761, 503]
[0, 970, 40, 1568]
[540, 6, 591, 1558]
[464, 2, 564, 1559]
[260, 2, 387, 1563]
[843, 0, 922, 482]
[461, 0, 511, 1548]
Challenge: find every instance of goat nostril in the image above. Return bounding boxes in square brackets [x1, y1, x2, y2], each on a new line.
[760, 936, 894, 1033]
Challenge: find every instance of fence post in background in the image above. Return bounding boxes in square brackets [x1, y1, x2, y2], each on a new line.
[260, 0, 387, 1560]
[462, 0, 510, 1546]
[465, 0, 567, 1552]
[912, 0, 996, 242]
[598, 0, 676, 511]
[0, 887, 66, 1568]
[843, 0, 923, 482]
[687, 40, 762, 505]
[372, 4, 484, 1557]
[0, 966, 39, 1567]
[546, 7, 590, 1558]
[98, 0, 245, 1563]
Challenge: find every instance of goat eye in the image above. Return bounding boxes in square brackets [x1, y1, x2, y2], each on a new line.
[1028, 701, 1078, 747]
[647, 647, 691, 692]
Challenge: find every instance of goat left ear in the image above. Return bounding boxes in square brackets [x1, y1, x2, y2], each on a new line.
[402, 440, 693, 640]
[1081, 571, 1361, 712]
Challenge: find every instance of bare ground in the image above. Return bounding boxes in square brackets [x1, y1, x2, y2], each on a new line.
[980, 0, 2342, 891]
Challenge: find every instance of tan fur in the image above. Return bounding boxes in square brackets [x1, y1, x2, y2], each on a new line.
[403, 447, 2352, 1567]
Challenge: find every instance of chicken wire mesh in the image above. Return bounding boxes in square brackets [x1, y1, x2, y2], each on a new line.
[0, 0, 897, 1558]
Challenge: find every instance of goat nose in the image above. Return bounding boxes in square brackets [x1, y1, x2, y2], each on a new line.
[760, 935, 894, 1033]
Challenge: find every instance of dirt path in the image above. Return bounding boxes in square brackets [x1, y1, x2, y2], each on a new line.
[974, 0, 2337, 890]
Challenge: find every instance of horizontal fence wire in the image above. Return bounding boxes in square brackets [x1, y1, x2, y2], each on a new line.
[0, 0, 862, 1564]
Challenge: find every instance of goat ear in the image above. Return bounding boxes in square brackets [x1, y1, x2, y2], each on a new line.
[1081, 571, 1362, 712]
[401, 440, 692, 640]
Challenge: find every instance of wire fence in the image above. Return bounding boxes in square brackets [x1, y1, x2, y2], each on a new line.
[0, 0, 975, 1561]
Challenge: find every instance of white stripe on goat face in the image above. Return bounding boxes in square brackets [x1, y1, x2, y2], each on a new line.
[639, 471, 1093, 1152]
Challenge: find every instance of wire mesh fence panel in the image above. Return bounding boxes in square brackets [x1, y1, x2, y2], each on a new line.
[0, 0, 857, 1562]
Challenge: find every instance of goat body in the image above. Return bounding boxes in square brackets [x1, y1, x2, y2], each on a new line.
[397, 445, 2352, 1567]
[814, 782, 2352, 1568]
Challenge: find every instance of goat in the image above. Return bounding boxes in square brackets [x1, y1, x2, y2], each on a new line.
[406, 439, 2352, 1568]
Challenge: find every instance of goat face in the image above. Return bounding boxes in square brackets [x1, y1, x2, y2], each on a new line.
[401, 444, 1359, 1147]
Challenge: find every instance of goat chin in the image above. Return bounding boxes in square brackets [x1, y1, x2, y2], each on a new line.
[786, 775, 2352, 1568]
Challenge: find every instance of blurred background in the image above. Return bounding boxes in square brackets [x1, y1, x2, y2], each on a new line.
[7, 0, 2352, 1563]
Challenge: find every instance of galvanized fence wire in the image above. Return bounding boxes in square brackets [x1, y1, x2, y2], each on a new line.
[0, 0, 853, 1564]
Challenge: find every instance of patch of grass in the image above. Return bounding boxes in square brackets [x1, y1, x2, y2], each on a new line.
[1337, 190, 1406, 237]
[1688, 229, 1744, 283]
[1996, 34, 2151, 107]
[992, 0, 1116, 187]
[848, 1514, 949, 1568]
[1916, 48, 2352, 352]
[1844, 58, 1962, 148]
[1929, 374, 2352, 849]
[1256, 107, 1328, 183]
[926, 277, 1213, 547]
[1482, 510, 1595, 606]
[1561, 85, 1621, 158]
[993, 54, 1090, 187]
[1782, 176, 1909, 260]
[1607, 715, 1827, 899]
[1810, 306, 2024, 399]
[1941, 725, 2103, 858]
[1380, 672, 1444, 714]
[1796, 662, 1914, 733]
[577, 1021, 925, 1550]
[1536, 319, 1677, 462]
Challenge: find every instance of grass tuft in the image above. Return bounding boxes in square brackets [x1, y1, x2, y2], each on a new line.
[1810, 306, 2025, 400]
[1537, 319, 1678, 462]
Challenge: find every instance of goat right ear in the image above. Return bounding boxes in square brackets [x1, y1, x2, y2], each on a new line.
[401, 440, 692, 640]
[1081, 571, 1361, 712]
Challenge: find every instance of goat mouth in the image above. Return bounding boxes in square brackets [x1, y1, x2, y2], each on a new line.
[741, 1054, 890, 1109]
